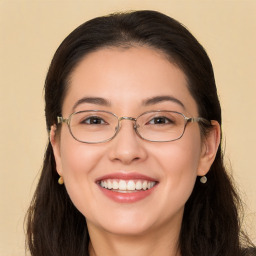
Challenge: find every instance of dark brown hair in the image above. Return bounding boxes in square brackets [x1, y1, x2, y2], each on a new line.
[26, 10, 255, 256]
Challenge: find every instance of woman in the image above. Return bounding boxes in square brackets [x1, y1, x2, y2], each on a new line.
[26, 10, 255, 256]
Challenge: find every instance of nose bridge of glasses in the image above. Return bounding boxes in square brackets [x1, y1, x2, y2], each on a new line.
[117, 116, 137, 130]
[119, 116, 136, 122]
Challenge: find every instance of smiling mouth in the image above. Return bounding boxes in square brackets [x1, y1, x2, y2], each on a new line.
[98, 179, 157, 193]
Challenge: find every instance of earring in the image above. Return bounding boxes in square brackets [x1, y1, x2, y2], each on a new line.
[58, 176, 64, 185]
[200, 176, 207, 184]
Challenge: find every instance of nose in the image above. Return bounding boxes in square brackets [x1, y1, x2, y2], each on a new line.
[108, 119, 148, 165]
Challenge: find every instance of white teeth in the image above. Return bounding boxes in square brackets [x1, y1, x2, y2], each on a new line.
[107, 180, 112, 189]
[112, 180, 119, 189]
[99, 179, 156, 191]
[142, 181, 147, 190]
[135, 181, 142, 190]
[127, 180, 136, 191]
[119, 180, 127, 190]
[148, 182, 154, 189]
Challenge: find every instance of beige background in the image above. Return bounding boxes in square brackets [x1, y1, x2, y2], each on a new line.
[0, 0, 255, 255]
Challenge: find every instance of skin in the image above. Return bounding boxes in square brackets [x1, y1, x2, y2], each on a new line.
[51, 46, 220, 256]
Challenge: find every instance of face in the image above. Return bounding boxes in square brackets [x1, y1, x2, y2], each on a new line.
[51, 46, 218, 237]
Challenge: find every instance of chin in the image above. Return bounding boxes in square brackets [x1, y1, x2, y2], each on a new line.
[86, 208, 158, 236]
[101, 220, 155, 237]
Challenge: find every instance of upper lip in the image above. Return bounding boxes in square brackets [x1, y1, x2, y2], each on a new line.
[96, 172, 158, 182]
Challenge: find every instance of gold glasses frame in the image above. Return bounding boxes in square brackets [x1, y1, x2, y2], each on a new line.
[57, 110, 210, 144]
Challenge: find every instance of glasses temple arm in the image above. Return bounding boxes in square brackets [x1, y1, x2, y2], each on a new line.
[57, 116, 69, 124]
[57, 116, 63, 124]
[187, 117, 211, 125]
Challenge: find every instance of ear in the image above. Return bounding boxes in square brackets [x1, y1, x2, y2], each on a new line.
[50, 125, 63, 177]
[197, 120, 221, 176]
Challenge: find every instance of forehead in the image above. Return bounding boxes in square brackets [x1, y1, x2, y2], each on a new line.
[62, 46, 198, 116]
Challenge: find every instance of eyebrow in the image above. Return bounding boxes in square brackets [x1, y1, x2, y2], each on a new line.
[72, 97, 111, 111]
[72, 95, 185, 112]
[142, 96, 185, 109]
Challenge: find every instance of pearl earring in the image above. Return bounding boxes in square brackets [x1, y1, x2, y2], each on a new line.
[200, 176, 207, 184]
[58, 176, 64, 185]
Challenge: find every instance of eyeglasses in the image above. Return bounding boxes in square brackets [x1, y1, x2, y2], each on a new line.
[57, 110, 209, 144]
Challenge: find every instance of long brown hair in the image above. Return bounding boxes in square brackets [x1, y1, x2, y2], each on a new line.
[26, 10, 255, 256]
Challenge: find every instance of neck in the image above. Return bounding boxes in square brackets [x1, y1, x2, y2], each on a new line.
[87, 219, 182, 256]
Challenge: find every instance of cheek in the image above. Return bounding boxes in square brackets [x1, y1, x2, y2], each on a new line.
[151, 132, 202, 204]
[59, 127, 104, 174]
[162, 141, 201, 176]
[58, 130, 105, 213]
[60, 143, 96, 178]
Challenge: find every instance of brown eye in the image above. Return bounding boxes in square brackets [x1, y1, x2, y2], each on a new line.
[147, 116, 173, 125]
[81, 116, 107, 125]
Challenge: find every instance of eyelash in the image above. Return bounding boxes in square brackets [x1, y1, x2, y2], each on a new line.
[147, 116, 174, 125]
[81, 116, 107, 125]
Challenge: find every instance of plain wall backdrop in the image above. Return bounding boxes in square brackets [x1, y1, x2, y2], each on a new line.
[0, 0, 255, 255]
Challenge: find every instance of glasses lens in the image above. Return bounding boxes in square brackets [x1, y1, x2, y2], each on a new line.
[137, 111, 186, 142]
[69, 111, 118, 143]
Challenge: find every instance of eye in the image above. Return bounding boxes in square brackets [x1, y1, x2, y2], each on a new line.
[81, 116, 107, 125]
[147, 116, 173, 125]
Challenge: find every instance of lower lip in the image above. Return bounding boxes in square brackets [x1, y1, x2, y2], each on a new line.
[98, 185, 157, 203]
